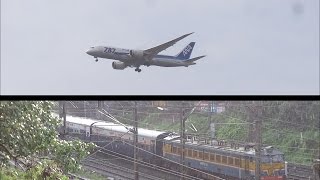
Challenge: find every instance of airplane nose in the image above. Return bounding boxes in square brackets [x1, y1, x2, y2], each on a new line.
[86, 49, 92, 55]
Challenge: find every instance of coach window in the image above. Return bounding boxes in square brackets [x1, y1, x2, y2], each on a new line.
[222, 156, 227, 164]
[235, 158, 240, 167]
[168, 144, 172, 153]
[210, 153, 215, 161]
[199, 151, 203, 159]
[193, 150, 198, 158]
[173, 146, 177, 154]
[177, 147, 182, 154]
[228, 157, 234, 165]
[204, 152, 209, 161]
[188, 149, 192, 157]
[216, 155, 221, 163]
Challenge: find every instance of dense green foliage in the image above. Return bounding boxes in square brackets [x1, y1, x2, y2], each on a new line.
[0, 161, 68, 180]
[140, 101, 319, 165]
[0, 101, 96, 179]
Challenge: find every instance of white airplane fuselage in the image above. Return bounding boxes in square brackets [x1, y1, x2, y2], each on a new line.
[87, 46, 196, 67]
[86, 33, 205, 72]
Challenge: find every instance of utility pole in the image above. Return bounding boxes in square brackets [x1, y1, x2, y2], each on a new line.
[60, 101, 67, 137]
[97, 101, 102, 120]
[133, 101, 139, 180]
[255, 119, 262, 180]
[180, 105, 186, 180]
[246, 101, 262, 179]
[209, 101, 214, 143]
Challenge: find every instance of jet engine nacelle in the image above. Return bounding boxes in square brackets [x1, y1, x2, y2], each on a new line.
[112, 61, 127, 70]
[129, 50, 144, 59]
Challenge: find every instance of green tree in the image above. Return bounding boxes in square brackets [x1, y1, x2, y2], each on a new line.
[0, 101, 96, 178]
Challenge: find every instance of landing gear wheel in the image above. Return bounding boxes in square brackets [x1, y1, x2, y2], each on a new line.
[95, 58, 98, 62]
[135, 68, 141, 72]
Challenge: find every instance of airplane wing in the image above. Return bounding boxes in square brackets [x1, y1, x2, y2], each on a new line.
[143, 32, 194, 60]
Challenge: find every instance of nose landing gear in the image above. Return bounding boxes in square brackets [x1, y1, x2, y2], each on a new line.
[94, 57, 98, 62]
[135, 68, 142, 72]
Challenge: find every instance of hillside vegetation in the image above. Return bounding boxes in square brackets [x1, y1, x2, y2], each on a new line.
[140, 101, 319, 165]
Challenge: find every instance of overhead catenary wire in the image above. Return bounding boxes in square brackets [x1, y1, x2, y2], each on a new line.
[92, 139, 224, 180]
[63, 102, 224, 179]
[72, 103, 224, 179]
[63, 116, 319, 153]
[89, 150, 205, 180]
[58, 101, 318, 166]
[62, 112, 319, 154]
[84, 156, 167, 180]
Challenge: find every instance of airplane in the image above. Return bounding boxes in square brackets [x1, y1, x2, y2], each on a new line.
[86, 32, 206, 72]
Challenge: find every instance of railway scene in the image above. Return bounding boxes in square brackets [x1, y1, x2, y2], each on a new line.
[0, 101, 319, 180]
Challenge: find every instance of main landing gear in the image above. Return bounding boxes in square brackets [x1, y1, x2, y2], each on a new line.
[135, 68, 142, 72]
[95, 57, 98, 62]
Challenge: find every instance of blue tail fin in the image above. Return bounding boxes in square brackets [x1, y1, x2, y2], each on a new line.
[175, 42, 195, 60]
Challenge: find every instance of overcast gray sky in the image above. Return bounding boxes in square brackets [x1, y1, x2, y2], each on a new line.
[1, 0, 319, 95]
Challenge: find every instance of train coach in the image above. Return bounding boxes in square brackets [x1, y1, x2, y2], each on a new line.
[163, 136, 286, 179]
[58, 114, 287, 180]
[59, 115, 172, 162]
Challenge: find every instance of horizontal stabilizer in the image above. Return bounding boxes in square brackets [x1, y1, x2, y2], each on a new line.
[185, 55, 206, 63]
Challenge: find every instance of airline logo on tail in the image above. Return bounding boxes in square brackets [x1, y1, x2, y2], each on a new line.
[183, 45, 193, 56]
[176, 42, 195, 60]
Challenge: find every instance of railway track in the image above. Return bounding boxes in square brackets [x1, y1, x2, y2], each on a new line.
[81, 151, 195, 180]
[82, 157, 163, 180]
[287, 163, 314, 180]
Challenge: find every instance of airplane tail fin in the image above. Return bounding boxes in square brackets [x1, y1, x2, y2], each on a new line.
[175, 42, 195, 60]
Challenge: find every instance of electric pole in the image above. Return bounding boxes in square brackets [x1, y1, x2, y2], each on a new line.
[97, 101, 102, 120]
[133, 101, 139, 180]
[180, 105, 186, 180]
[59, 101, 67, 137]
[246, 101, 262, 179]
[255, 119, 262, 180]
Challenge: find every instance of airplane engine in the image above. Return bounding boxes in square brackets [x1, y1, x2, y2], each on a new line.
[112, 62, 127, 70]
[129, 50, 144, 59]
